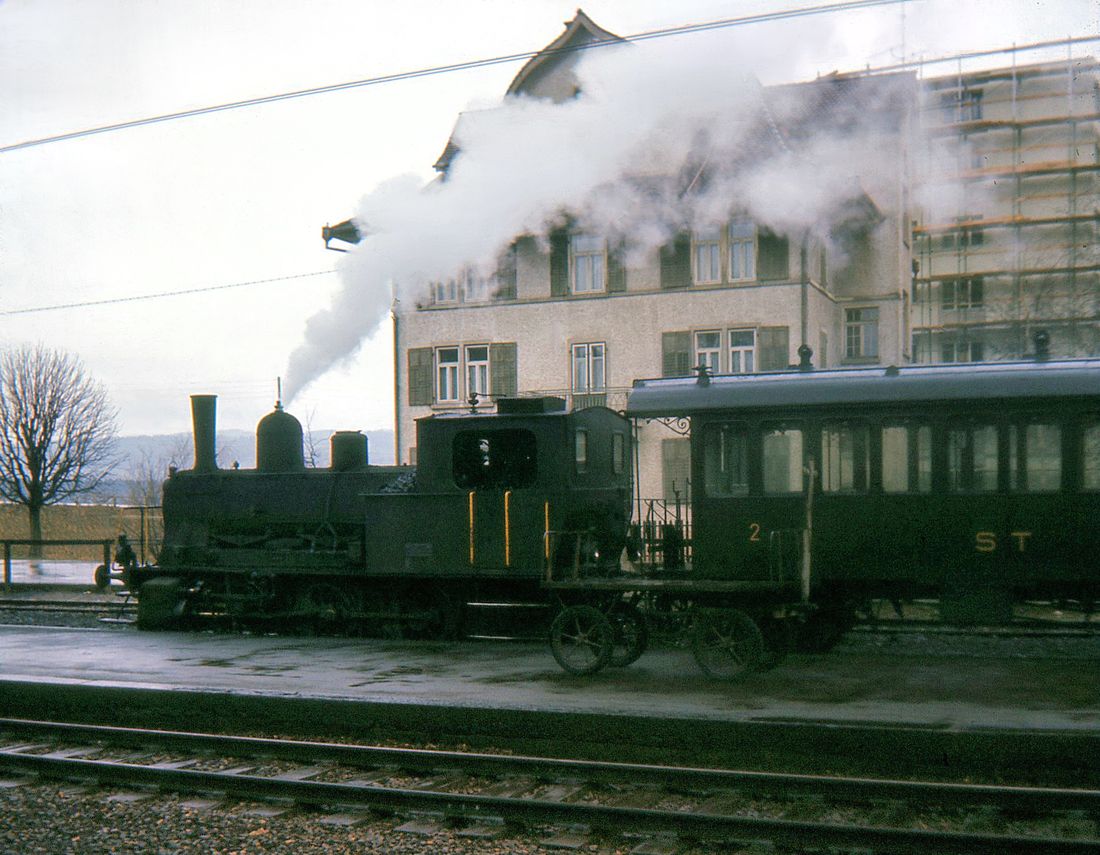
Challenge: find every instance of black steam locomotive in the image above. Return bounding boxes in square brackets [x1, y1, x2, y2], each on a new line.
[122, 393, 632, 639]
[114, 356, 1100, 679]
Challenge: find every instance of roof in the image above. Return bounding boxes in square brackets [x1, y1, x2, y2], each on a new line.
[626, 360, 1100, 417]
[505, 9, 625, 97]
[434, 10, 626, 174]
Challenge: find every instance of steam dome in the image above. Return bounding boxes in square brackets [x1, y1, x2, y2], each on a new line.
[256, 403, 305, 472]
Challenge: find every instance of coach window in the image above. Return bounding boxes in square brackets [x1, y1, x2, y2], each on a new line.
[1083, 422, 1100, 489]
[821, 422, 869, 493]
[703, 422, 749, 497]
[882, 424, 932, 493]
[1009, 422, 1061, 492]
[762, 424, 804, 494]
[453, 429, 537, 490]
[947, 422, 999, 492]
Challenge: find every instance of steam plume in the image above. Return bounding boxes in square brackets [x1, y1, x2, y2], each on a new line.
[283, 35, 919, 401]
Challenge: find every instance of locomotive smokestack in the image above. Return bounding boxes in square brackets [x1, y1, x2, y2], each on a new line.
[190, 394, 218, 472]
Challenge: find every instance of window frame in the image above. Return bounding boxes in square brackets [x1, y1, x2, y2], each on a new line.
[728, 328, 756, 374]
[844, 306, 879, 360]
[691, 227, 722, 285]
[694, 330, 722, 375]
[435, 346, 461, 404]
[728, 220, 756, 282]
[571, 342, 606, 394]
[465, 344, 490, 400]
[569, 234, 607, 294]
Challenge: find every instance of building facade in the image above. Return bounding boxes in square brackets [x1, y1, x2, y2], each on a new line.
[912, 55, 1100, 363]
[332, 13, 1098, 508]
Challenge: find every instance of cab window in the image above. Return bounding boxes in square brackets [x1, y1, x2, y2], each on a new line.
[453, 429, 537, 489]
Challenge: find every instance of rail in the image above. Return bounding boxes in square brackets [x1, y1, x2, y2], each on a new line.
[1, 540, 112, 585]
[2, 719, 1098, 853]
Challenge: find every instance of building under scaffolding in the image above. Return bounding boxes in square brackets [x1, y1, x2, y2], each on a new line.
[912, 44, 1100, 362]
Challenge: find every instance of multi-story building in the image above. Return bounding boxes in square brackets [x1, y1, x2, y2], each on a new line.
[386, 11, 912, 503]
[325, 12, 1098, 509]
[912, 54, 1100, 363]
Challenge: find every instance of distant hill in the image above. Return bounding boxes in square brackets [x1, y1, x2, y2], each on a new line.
[92, 428, 395, 505]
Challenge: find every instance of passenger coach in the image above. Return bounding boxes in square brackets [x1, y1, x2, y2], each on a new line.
[626, 358, 1100, 641]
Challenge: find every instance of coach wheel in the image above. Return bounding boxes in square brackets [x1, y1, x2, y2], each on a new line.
[93, 564, 110, 591]
[608, 602, 648, 668]
[550, 605, 613, 676]
[690, 608, 764, 680]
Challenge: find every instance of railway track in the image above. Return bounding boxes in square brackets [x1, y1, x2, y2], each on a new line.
[0, 598, 131, 613]
[0, 719, 1096, 853]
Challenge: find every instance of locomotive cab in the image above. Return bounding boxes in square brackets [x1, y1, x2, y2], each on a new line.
[363, 398, 632, 578]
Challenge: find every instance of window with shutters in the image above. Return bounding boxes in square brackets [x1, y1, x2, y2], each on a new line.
[436, 347, 460, 403]
[729, 329, 756, 373]
[729, 220, 756, 281]
[570, 235, 606, 293]
[466, 345, 489, 399]
[692, 227, 722, 285]
[694, 331, 721, 374]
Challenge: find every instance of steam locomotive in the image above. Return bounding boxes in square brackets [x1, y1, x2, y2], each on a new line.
[112, 355, 1100, 679]
[120, 393, 632, 637]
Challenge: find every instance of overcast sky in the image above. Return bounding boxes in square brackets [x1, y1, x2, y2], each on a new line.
[1, 0, 1097, 438]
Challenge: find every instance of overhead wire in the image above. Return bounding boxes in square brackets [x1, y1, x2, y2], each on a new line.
[1, 0, 914, 154]
[0, 270, 337, 317]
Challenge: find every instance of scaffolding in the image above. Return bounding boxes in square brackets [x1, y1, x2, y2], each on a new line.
[910, 41, 1100, 363]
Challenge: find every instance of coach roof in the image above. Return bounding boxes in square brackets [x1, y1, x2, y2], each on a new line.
[625, 360, 1100, 417]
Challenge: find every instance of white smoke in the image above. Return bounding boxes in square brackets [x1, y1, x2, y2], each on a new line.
[283, 35, 919, 401]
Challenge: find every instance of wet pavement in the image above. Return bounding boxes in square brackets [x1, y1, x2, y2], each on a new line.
[0, 622, 1097, 733]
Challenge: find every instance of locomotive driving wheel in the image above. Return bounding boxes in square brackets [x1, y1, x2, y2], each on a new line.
[690, 608, 764, 679]
[550, 605, 613, 676]
[607, 601, 648, 667]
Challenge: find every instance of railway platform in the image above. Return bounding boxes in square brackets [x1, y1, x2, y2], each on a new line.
[0, 622, 1097, 732]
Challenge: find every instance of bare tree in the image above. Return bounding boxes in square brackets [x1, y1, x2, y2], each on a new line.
[0, 344, 118, 553]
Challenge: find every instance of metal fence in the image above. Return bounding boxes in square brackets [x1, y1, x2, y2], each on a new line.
[633, 497, 692, 570]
